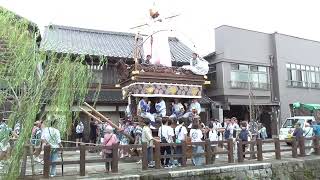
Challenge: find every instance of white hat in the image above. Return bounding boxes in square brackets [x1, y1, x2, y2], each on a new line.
[105, 125, 113, 133]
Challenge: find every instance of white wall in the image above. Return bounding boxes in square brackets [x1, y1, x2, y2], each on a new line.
[215, 25, 272, 65]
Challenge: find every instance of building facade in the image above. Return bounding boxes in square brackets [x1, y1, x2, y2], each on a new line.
[205, 25, 320, 136]
[40, 25, 214, 141]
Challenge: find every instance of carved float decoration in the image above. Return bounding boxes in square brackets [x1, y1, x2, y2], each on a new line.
[118, 63, 207, 99]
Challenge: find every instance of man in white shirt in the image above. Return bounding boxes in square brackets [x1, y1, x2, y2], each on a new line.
[174, 119, 187, 165]
[142, 119, 156, 167]
[190, 123, 205, 166]
[158, 117, 174, 167]
[182, 99, 201, 120]
[227, 117, 240, 139]
[181, 52, 209, 75]
[41, 120, 63, 177]
[169, 99, 185, 121]
[75, 121, 84, 148]
[154, 98, 166, 117]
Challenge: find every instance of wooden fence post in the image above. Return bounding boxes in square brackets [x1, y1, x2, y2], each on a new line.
[181, 141, 187, 167]
[112, 143, 119, 173]
[20, 145, 29, 178]
[274, 138, 281, 160]
[237, 139, 244, 163]
[80, 144, 86, 176]
[256, 139, 263, 161]
[212, 143, 216, 163]
[313, 136, 320, 155]
[299, 137, 306, 157]
[292, 138, 298, 158]
[29, 145, 35, 176]
[227, 139, 234, 163]
[250, 139, 256, 159]
[205, 139, 212, 165]
[154, 141, 161, 169]
[43, 145, 51, 178]
[142, 143, 148, 170]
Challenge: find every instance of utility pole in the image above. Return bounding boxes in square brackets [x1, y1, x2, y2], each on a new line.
[248, 67, 253, 122]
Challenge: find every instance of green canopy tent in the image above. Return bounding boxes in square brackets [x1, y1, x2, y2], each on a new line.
[292, 102, 320, 120]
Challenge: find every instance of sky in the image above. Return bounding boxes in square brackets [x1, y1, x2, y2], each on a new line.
[1, 0, 320, 56]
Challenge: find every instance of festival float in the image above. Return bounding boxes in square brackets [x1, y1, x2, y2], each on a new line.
[117, 4, 210, 125]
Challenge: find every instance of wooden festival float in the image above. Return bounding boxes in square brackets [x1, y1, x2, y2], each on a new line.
[118, 53, 209, 125]
[115, 33, 210, 157]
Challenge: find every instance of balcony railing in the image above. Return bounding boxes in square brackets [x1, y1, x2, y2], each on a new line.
[229, 81, 270, 90]
[286, 80, 320, 89]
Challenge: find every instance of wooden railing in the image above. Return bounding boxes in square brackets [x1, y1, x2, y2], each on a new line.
[20, 136, 320, 178]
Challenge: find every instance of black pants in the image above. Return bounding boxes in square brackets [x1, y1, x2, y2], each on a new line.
[105, 153, 112, 172]
[160, 145, 171, 166]
[242, 143, 247, 158]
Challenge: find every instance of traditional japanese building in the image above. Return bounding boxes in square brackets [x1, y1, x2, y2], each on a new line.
[40, 25, 214, 141]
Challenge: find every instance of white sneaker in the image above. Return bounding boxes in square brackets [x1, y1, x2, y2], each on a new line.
[136, 160, 142, 164]
[76, 150, 80, 153]
[216, 155, 219, 159]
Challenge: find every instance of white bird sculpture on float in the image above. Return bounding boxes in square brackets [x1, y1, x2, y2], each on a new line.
[143, 2, 172, 67]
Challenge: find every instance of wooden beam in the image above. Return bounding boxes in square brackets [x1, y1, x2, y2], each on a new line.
[81, 103, 134, 142]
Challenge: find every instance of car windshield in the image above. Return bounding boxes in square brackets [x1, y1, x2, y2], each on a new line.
[282, 119, 305, 128]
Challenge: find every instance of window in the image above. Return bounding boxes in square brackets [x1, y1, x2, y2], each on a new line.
[230, 63, 269, 90]
[208, 64, 217, 87]
[231, 64, 239, 70]
[287, 63, 320, 88]
[250, 65, 258, 72]
[88, 64, 103, 83]
[258, 66, 267, 72]
[239, 64, 249, 71]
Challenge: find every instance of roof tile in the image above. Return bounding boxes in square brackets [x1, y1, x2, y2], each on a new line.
[40, 25, 192, 63]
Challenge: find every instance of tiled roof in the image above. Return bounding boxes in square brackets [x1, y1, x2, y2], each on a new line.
[40, 25, 192, 63]
[198, 94, 215, 105]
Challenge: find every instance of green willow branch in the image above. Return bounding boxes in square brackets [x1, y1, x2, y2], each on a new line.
[0, 7, 97, 179]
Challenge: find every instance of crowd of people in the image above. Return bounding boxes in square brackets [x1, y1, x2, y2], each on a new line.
[137, 98, 201, 129]
[83, 110, 271, 170]
[5, 100, 320, 176]
[0, 118, 63, 177]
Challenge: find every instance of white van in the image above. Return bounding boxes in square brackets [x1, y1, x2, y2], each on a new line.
[279, 116, 314, 144]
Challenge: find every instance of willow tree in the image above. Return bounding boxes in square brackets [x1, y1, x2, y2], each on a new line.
[0, 7, 96, 179]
